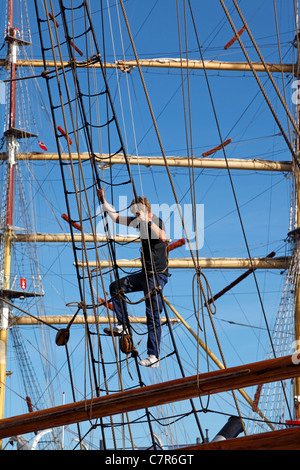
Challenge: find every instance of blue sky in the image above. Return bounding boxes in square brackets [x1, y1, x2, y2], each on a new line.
[0, 0, 297, 450]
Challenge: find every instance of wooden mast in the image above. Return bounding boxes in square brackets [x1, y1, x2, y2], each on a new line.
[293, 1, 300, 421]
[0, 2, 36, 446]
[0, 0, 16, 441]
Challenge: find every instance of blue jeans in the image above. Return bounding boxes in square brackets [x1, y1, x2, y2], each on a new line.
[109, 271, 168, 358]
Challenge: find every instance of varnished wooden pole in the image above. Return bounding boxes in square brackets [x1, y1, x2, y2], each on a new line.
[182, 426, 300, 450]
[0, 58, 292, 73]
[77, 256, 290, 270]
[0, 355, 299, 440]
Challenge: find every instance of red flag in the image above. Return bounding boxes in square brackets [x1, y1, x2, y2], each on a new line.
[38, 141, 48, 151]
[20, 278, 27, 290]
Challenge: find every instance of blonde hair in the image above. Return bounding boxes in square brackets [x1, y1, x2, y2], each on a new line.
[130, 196, 151, 214]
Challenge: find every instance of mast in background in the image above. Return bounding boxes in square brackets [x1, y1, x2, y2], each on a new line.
[0, 0, 35, 442]
[293, 0, 300, 422]
[0, 0, 17, 433]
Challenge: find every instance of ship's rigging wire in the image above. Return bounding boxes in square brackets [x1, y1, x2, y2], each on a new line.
[246, 0, 300, 432]
[70, 0, 176, 445]
[186, 0, 295, 427]
[115, 0, 288, 436]
[176, 0, 239, 424]
[109, 1, 181, 407]
[231, 0, 297, 150]
[1, 0, 298, 450]
[99, 0, 207, 445]
[189, 0, 275, 362]
[35, 0, 122, 448]
[2, 21, 65, 447]
[21, 0, 292, 444]
[31, 0, 206, 449]
[205, 0, 296, 425]
[117, 0, 234, 442]
[180, 0, 263, 432]
[42, 0, 102, 405]
[228, 0, 297, 425]
[273, 0, 293, 147]
[105, 0, 206, 444]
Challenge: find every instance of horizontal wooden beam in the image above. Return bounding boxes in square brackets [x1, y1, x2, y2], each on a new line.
[13, 233, 139, 243]
[100, 156, 293, 172]
[11, 315, 179, 326]
[115, 58, 294, 74]
[6, 153, 293, 172]
[0, 355, 298, 440]
[163, 296, 274, 430]
[78, 256, 290, 270]
[0, 58, 293, 74]
[182, 426, 300, 450]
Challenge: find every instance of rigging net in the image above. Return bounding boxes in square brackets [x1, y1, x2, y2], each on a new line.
[33, 0, 207, 450]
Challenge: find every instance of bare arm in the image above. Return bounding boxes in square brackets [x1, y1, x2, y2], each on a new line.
[98, 189, 167, 242]
[97, 188, 132, 226]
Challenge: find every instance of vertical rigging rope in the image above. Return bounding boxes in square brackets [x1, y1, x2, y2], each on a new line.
[35, 0, 182, 450]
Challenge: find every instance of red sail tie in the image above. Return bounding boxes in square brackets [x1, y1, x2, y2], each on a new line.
[167, 238, 185, 252]
[224, 25, 246, 50]
[61, 213, 82, 232]
[202, 138, 232, 157]
[98, 298, 114, 311]
[65, 36, 84, 56]
[48, 13, 59, 28]
[57, 126, 73, 145]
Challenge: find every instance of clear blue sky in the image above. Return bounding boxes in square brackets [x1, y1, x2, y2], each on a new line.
[0, 0, 296, 450]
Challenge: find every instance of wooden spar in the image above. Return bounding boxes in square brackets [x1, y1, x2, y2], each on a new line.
[11, 315, 180, 325]
[116, 59, 294, 74]
[206, 251, 276, 305]
[7, 152, 293, 172]
[181, 426, 300, 450]
[163, 297, 274, 430]
[11, 241, 186, 325]
[78, 256, 290, 270]
[0, 354, 298, 440]
[0, 58, 293, 74]
[97, 155, 294, 172]
[13, 233, 140, 243]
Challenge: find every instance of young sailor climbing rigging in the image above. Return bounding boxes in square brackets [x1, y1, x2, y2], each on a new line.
[97, 188, 169, 368]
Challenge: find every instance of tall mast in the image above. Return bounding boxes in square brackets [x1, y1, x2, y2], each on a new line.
[0, 0, 35, 443]
[0, 0, 17, 435]
[293, 0, 300, 421]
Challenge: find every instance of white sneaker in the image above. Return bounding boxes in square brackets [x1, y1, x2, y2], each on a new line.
[104, 324, 128, 336]
[139, 355, 160, 368]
